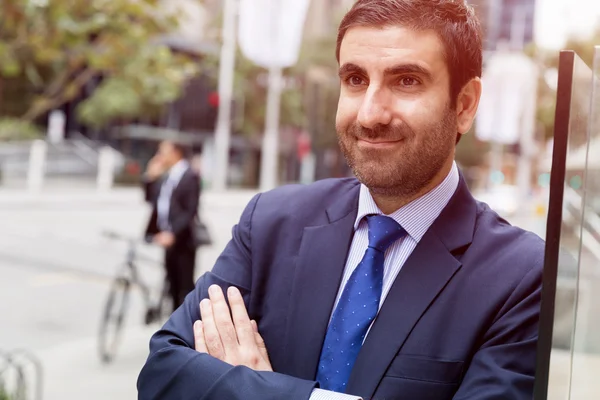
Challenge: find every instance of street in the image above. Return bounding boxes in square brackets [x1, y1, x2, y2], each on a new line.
[0, 188, 257, 400]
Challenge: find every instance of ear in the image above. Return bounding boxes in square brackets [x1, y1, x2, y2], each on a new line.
[455, 77, 482, 135]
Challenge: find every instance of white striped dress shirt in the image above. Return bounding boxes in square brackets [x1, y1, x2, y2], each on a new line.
[311, 161, 459, 400]
[157, 159, 190, 231]
[332, 161, 459, 314]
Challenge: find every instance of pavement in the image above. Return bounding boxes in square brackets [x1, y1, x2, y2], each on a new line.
[0, 186, 256, 400]
[0, 184, 598, 399]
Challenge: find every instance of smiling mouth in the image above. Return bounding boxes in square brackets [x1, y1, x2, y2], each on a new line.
[357, 138, 403, 146]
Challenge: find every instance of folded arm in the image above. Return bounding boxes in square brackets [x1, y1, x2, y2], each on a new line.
[143, 177, 161, 205]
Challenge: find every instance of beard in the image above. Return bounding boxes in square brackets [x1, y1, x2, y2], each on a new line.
[337, 107, 457, 198]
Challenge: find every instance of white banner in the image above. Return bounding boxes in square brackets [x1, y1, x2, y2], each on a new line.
[238, 0, 311, 69]
[476, 50, 538, 145]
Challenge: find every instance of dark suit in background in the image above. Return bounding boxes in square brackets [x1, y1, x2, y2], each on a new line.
[144, 164, 201, 311]
[137, 176, 544, 400]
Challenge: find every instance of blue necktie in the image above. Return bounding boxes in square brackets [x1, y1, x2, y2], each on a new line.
[316, 214, 406, 392]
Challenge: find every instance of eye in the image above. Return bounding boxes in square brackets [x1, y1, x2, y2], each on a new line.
[346, 75, 366, 87]
[399, 77, 420, 87]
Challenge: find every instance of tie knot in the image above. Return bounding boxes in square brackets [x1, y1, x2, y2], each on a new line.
[366, 214, 406, 252]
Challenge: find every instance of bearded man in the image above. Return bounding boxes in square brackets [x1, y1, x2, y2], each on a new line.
[138, 1, 544, 399]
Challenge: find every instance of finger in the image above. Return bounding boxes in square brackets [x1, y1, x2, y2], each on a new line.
[193, 320, 208, 353]
[199, 298, 225, 359]
[208, 285, 239, 350]
[251, 320, 270, 360]
[228, 287, 254, 348]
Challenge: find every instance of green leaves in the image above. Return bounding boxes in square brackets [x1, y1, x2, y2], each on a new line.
[77, 78, 142, 127]
[0, 117, 43, 141]
[0, 0, 199, 125]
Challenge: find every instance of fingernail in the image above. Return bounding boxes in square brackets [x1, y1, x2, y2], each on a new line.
[228, 286, 240, 298]
[200, 298, 210, 310]
[209, 285, 220, 296]
[194, 320, 202, 331]
[251, 320, 258, 332]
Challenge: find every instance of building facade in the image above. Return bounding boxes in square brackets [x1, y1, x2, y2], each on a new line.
[469, 0, 536, 51]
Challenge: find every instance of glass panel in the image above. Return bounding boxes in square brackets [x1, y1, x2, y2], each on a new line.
[544, 52, 594, 400]
[570, 45, 600, 400]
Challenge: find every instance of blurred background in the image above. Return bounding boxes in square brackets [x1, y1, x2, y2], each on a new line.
[0, 0, 598, 399]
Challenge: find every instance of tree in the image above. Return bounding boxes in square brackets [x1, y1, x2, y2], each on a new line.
[0, 0, 199, 126]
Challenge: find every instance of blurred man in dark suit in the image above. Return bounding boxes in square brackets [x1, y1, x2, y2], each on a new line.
[143, 140, 200, 312]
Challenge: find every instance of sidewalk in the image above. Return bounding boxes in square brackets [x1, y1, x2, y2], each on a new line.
[0, 187, 259, 208]
[0, 187, 257, 400]
[37, 325, 157, 400]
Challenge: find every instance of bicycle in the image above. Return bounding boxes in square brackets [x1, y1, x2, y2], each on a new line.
[98, 231, 172, 364]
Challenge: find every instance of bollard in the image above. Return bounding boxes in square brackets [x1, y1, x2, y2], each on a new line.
[0, 349, 44, 400]
[299, 152, 316, 185]
[27, 140, 47, 193]
[97, 146, 115, 192]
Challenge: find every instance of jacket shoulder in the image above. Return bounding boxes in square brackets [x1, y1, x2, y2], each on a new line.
[248, 178, 359, 224]
[259, 178, 359, 206]
[473, 201, 545, 273]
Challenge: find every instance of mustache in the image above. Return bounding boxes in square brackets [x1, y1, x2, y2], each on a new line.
[346, 123, 414, 141]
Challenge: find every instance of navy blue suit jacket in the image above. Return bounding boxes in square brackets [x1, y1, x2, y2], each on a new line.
[137, 176, 544, 400]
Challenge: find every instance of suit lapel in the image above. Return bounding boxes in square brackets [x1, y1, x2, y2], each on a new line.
[168, 168, 192, 211]
[346, 177, 478, 398]
[281, 182, 360, 380]
[171, 167, 192, 194]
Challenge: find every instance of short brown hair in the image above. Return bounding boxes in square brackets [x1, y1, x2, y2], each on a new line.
[336, 0, 483, 107]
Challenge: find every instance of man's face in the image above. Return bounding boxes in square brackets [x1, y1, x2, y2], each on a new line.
[336, 25, 458, 197]
[157, 141, 180, 168]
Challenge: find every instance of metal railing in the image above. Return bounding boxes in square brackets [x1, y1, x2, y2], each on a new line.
[68, 131, 101, 168]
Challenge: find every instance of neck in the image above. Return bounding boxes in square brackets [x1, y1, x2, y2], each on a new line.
[170, 158, 185, 168]
[371, 158, 454, 215]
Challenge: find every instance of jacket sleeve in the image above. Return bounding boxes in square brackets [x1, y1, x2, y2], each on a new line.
[137, 193, 318, 400]
[143, 176, 161, 205]
[452, 258, 543, 400]
[169, 173, 200, 236]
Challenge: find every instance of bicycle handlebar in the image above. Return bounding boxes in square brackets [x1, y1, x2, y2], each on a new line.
[102, 230, 162, 265]
[102, 230, 152, 244]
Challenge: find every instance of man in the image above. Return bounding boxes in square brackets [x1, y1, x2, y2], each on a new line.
[143, 140, 201, 312]
[138, 1, 544, 399]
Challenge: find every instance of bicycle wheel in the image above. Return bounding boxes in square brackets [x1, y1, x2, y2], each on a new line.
[144, 278, 172, 325]
[158, 278, 173, 322]
[98, 276, 131, 364]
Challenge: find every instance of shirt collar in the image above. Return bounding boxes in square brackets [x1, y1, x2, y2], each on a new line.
[168, 159, 190, 183]
[354, 161, 460, 242]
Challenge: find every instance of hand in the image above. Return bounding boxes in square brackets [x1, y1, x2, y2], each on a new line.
[153, 231, 175, 248]
[145, 155, 166, 180]
[193, 285, 272, 371]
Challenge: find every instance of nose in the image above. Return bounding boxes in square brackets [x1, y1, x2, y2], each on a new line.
[357, 86, 392, 129]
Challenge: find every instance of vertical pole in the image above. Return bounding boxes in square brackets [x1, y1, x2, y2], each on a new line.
[512, 4, 537, 212]
[27, 140, 47, 193]
[258, 0, 283, 192]
[212, 0, 238, 191]
[97, 146, 115, 192]
[259, 66, 284, 191]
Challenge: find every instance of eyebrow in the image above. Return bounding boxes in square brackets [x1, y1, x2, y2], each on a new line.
[338, 62, 434, 82]
[338, 63, 367, 78]
[383, 64, 434, 82]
